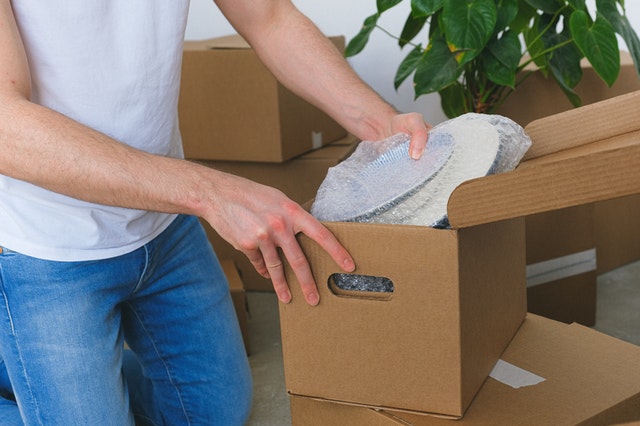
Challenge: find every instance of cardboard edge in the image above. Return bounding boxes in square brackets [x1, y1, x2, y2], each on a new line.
[523, 90, 640, 160]
[446, 137, 640, 228]
[286, 392, 463, 421]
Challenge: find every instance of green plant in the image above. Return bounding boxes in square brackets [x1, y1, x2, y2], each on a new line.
[346, 0, 640, 118]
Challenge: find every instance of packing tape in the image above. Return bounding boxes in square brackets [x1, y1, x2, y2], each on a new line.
[490, 359, 545, 389]
[526, 248, 597, 288]
[311, 131, 323, 150]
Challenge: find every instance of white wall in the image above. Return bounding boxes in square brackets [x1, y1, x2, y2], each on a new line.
[185, 1, 640, 125]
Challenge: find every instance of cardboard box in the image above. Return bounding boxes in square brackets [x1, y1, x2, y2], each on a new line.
[595, 195, 640, 273]
[179, 35, 347, 162]
[199, 135, 359, 291]
[525, 205, 597, 325]
[290, 314, 640, 425]
[498, 51, 640, 126]
[498, 51, 640, 277]
[220, 259, 251, 355]
[280, 91, 640, 418]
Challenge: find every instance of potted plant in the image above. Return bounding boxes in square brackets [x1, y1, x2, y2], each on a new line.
[345, 0, 640, 118]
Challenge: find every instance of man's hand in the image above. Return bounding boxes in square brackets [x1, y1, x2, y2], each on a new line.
[203, 173, 355, 306]
[385, 112, 432, 160]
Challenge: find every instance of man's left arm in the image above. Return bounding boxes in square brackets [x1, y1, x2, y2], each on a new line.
[212, 0, 430, 158]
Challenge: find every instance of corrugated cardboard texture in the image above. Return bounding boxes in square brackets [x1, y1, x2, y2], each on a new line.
[179, 35, 347, 162]
[527, 272, 597, 326]
[498, 51, 640, 302]
[387, 315, 640, 425]
[448, 91, 640, 228]
[290, 395, 400, 426]
[200, 136, 358, 291]
[280, 91, 640, 419]
[525, 205, 596, 325]
[280, 219, 526, 417]
[290, 315, 640, 425]
[595, 195, 640, 272]
[498, 52, 640, 128]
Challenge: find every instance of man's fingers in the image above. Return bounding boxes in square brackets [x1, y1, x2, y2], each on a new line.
[277, 238, 320, 306]
[259, 244, 293, 304]
[244, 249, 270, 279]
[299, 216, 355, 273]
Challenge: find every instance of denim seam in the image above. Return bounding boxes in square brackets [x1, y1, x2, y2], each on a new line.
[0, 271, 44, 426]
[124, 302, 191, 425]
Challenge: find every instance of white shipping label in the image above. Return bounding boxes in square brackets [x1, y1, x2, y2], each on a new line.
[490, 359, 546, 389]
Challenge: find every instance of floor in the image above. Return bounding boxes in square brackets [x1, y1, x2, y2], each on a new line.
[244, 260, 640, 425]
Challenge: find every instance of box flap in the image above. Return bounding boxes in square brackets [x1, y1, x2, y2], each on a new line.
[384, 314, 640, 425]
[446, 91, 640, 229]
[183, 34, 250, 51]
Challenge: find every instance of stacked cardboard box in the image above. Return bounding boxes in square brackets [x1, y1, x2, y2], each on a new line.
[497, 51, 640, 325]
[178, 34, 355, 291]
[179, 34, 347, 162]
[290, 314, 640, 425]
[280, 92, 640, 419]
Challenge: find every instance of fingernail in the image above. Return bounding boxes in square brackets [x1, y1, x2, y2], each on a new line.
[307, 292, 319, 306]
[410, 147, 421, 160]
[343, 258, 355, 271]
[280, 291, 292, 304]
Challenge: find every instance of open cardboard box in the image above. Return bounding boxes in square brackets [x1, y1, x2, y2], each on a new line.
[279, 91, 640, 418]
[290, 314, 640, 425]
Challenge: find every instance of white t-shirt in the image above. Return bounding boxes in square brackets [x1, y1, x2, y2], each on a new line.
[1, 1, 191, 261]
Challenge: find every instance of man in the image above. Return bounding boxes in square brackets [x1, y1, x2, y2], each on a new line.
[0, 0, 430, 424]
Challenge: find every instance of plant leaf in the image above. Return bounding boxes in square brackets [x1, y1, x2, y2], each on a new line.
[523, 0, 563, 14]
[377, 0, 404, 13]
[547, 32, 584, 88]
[345, 13, 380, 57]
[567, 0, 587, 11]
[494, 0, 519, 34]
[510, 0, 537, 33]
[411, 0, 445, 17]
[523, 14, 549, 72]
[484, 30, 522, 87]
[399, 13, 428, 48]
[439, 82, 468, 118]
[570, 10, 620, 86]
[596, 0, 640, 78]
[549, 61, 582, 107]
[442, 0, 497, 65]
[414, 36, 462, 96]
[394, 44, 424, 89]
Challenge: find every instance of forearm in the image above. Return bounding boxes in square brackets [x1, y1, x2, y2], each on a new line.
[0, 97, 220, 219]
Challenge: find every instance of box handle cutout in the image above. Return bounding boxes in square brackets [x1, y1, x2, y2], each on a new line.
[328, 273, 394, 300]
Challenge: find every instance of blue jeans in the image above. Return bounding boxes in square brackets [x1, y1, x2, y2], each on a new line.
[0, 215, 252, 425]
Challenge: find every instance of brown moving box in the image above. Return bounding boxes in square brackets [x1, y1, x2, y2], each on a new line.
[280, 91, 640, 418]
[179, 35, 347, 162]
[199, 135, 359, 291]
[525, 205, 597, 326]
[220, 259, 251, 355]
[498, 51, 640, 277]
[289, 314, 640, 425]
[497, 52, 640, 323]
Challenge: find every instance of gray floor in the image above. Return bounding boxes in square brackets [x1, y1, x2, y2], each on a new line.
[245, 260, 640, 425]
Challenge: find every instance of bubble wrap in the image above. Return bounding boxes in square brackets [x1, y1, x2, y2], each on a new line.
[311, 113, 532, 229]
